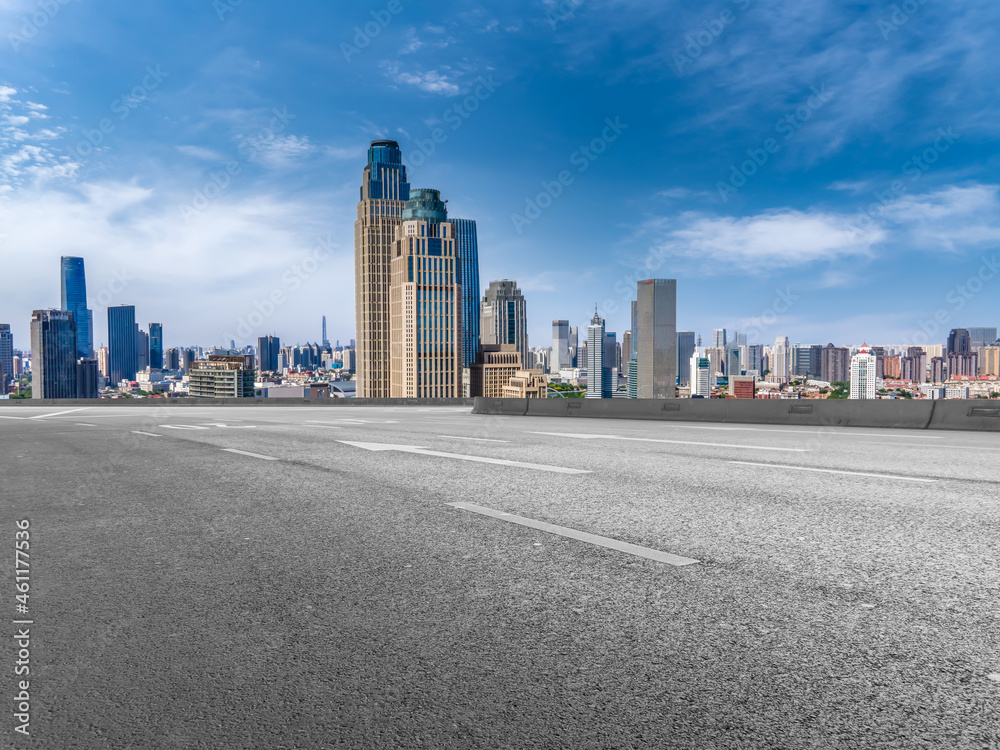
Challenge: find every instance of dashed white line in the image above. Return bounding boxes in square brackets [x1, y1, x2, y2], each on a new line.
[448, 502, 699, 567]
[530, 432, 808, 452]
[673, 425, 943, 439]
[76, 423, 98, 427]
[728, 461, 937, 483]
[306, 424, 343, 430]
[30, 408, 90, 419]
[438, 435, 509, 443]
[222, 448, 278, 461]
[131, 431, 161, 437]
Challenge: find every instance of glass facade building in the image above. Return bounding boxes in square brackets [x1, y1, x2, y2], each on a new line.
[149, 323, 163, 370]
[0, 324, 13, 386]
[30, 309, 77, 399]
[636, 279, 677, 399]
[677, 331, 695, 386]
[258, 335, 281, 372]
[60, 256, 93, 360]
[108, 305, 138, 385]
[451, 218, 481, 369]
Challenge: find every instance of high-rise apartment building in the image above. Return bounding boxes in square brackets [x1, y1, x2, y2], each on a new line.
[136, 327, 149, 372]
[107, 305, 138, 385]
[148, 323, 163, 370]
[388, 188, 462, 398]
[636, 279, 677, 399]
[586, 309, 609, 398]
[772, 337, 790, 380]
[258, 335, 281, 372]
[30, 309, 77, 399]
[901, 346, 928, 383]
[60, 256, 93, 360]
[725, 346, 741, 379]
[980, 346, 1000, 377]
[551, 320, 570, 373]
[821, 344, 850, 383]
[704, 347, 723, 386]
[163, 347, 179, 371]
[451, 218, 481, 369]
[480, 279, 528, 367]
[677, 331, 695, 386]
[355, 139, 411, 398]
[690, 355, 711, 397]
[745, 344, 764, 377]
[850, 345, 877, 399]
[0, 324, 13, 385]
[948, 353, 978, 378]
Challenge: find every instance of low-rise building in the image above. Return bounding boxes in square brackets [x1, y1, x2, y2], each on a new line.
[502, 369, 548, 398]
[189, 354, 255, 398]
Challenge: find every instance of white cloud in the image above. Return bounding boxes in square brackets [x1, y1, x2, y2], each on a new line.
[176, 145, 224, 161]
[379, 61, 460, 96]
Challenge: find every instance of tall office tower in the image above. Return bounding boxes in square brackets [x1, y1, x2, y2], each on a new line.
[636, 279, 678, 399]
[713, 329, 727, 348]
[821, 344, 850, 383]
[107, 305, 138, 385]
[181, 348, 196, 374]
[704, 347, 723, 385]
[388, 188, 462, 398]
[30, 309, 77, 399]
[450, 218, 481, 369]
[586, 308, 609, 398]
[257, 335, 281, 372]
[730, 332, 747, 348]
[97, 345, 109, 377]
[60, 256, 94, 359]
[135, 327, 149, 371]
[968, 327, 997, 350]
[342, 347, 356, 372]
[604, 331, 618, 390]
[869, 345, 886, 379]
[163, 348, 180, 371]
[725, 346, 741, 379]
[568, 326, 579, 367]
[791, 345, 811, 379]
[850, 345, 877, 399]
[745, 344, 764, 377]
[148, 323, 163, 369]
[690, 355, 711, 397]
[552, 320, 570, 372]
[0, 324, 13, 385]
[355, 139, 410, 398]
[621, 331, 632, 369]
[322, 316, 329, 348]
[76, 358, 99, 398]
[772, 336, 790, 379]
[677, 331, 695, 386]
[981, 346, 1000, 376]
[12, 355, 22, 378]
[947, 328, 971, 355]
[480, 279, 529, 367]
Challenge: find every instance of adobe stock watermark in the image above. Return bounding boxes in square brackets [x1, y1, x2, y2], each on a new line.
[737, 287, 800, 343]
[717, 84, 834, 202]
[846, 127, 958, 242]
[877, 0, 930, 40]
[409, 74, 499, 167]
[7, 0, 76, 52]
[224, 235, 337, 345]
[87, 268, 133, 309]
[545, 0, 585, 30]
[178, 107, 296, 222]
[65, 66, 169, 161]
[341, 0, 407, 62]
[215, 0, 243, 22]
[511, 116, 628, 234]
[672, 0, 753, 77]
[902, 255, 1000, 348]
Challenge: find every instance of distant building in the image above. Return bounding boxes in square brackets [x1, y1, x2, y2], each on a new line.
[30, 309, 77, 399]
[480, 279, 528, 367]
[821, 343, 850, 383]
[730, 375, 755, 399]
[60, 256, 93, 359]
[189, 355, 256, 398]
[502, 369, 548, 398]
[883, 355, 901, 379]
[713, 329, 727, 348]
[850, 345, 877, 399]
[341, 347, 356, 372]
[148, 323, 163, 370]
[677, 331, 695, 386]
[690, 356, 711, 397]
[948, 353, 978, 378]
[947, 328, 971, 355]
[0, 324, 13, 385]
[704, 347, 723, 386]
[586, 309, 610, 398]
[258, 335, 281, 372]
[772, 337, 790, 380]
[636, 279, 677, 399]
[470, 344, 523, 398]
[725, 346, 741, 379]
[930, 356, 946, 383]
[108, 305, 139, 385]
[552, 320, 570, 372]
[945, 386, 970, 400]
[980, 346, 1000, 377]
[76, 358, 100, 399]
[969, 327, 998, 350]
[451, 218, 481, 369]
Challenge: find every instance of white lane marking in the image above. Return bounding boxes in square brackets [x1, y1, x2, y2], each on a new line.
[0, 415, 29, 420]
[309, 418, 399, 424]
[222, 449, 278, 461]
[529, 432, 808, 453]
[30, 408, 90, 419]
[338, 441, 590, 474]
[728, 461, 937, 483]
[76, 423, 98, 427]
[438, 435, 510, 443]
[159, 425, 210, 430]
[672, 425, 943, 439]
[198, 423, 256, 428]
[306, 424, 343, 429]
[448, 502, 699, 567]
[131, 431, 161, 437]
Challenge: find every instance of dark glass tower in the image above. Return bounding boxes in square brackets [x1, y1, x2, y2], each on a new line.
[60, 256, 93, 359]
[451, 219, 481, 369]
[258, 335, 280, 372]
[30, 309, 77, 399]
[947, 328, 971, 355]
[108, 305, 138, 384]
[149, 323, 163, 369]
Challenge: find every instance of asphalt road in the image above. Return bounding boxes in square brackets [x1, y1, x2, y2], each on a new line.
[1, 404, 998, 749]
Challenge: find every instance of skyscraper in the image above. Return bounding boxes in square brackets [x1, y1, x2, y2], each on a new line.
[136, 327, 149, 372]
[677, 331, 695, 386]
[772, 336, 790, 380]
[690, 355, 711, 397]
[636, 279, 677, 399]
[355, 139, 410, 398]
[725, 346, 741, 379]
[30, 309, 77, 399]
[76, 358, 99, 399]
[451, 218, 481, 369]
[568, 326, 579, 367]
[108, 305, 138, 385]
[969, 327, 998, 350]
[586, 308, 609, 398]
[850, 345, 877, 399]
[258, 335, 281, 372]
[322, 316, 329, 348]
[552, 320, 570, 372]
[947, 328, 971, 355]
[480, 279, 528, 368]
[148, 323, 163, 370]
[713, 329, 727, 348]
[821, 344, 850, 383]
[0, 324, 13, 385]
[388, 188, 462, 397]
[60, 256, 94, 360]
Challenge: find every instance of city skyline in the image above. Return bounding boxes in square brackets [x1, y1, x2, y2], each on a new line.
[2, 3, 999, 353]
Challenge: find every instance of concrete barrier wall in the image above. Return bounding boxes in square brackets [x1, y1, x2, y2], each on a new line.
[473, 397, 1000, 432]
[1, 398, 475, 408]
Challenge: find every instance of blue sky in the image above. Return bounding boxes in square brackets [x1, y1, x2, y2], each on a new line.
[1, 0, 999, 354]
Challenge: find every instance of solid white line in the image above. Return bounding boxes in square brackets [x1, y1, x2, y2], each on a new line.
[222, 448, 278, 461]
[728, 461, 937, 483]
[438, 435, 510, 443]
[305, 424, 343, 429]
[338, 441, 590, 474]
[529, 432, 808, 452]
[76, 423, 98, 427]
[448, 502, 699, 567]
[131, 431, 161, 437]
[30, 408, 90, 419]
[672, 425, 943, 439]
[0, 415, 29, 420]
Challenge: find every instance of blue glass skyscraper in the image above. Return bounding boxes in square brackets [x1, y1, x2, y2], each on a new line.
[450, 218, 481, 369]
[60, 256, 93, 359]
[149, 323, 163, 369]
[108, 305, 138, 384]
